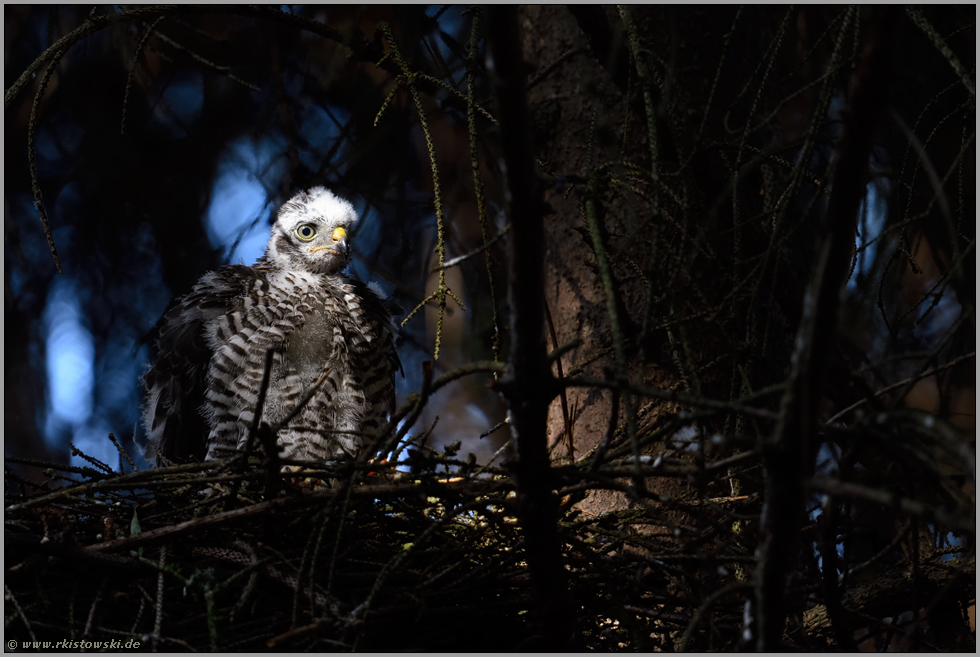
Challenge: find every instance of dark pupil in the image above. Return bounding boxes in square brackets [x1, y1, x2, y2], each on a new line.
[300, 226, 313, 238]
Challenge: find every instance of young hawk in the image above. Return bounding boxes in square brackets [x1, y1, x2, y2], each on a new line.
[142, 187, 401, 466]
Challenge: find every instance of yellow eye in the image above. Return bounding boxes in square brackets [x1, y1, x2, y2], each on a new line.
[295, 224, 317, 241]
[332, 226, 347, 242]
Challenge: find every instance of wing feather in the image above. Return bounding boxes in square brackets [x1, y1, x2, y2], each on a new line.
[141, 266, 258, 465]
[351, 280, 403, 418]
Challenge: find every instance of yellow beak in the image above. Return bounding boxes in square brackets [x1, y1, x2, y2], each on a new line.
[308, 226, 348, 254]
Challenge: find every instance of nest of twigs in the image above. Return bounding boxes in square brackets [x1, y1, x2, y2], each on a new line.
[5, 428, 975, 652]
[6, 442, 525, 651]
[2, 432, 745, 652]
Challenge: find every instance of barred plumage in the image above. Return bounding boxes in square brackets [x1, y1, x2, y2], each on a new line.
[141, 187, 401, 466]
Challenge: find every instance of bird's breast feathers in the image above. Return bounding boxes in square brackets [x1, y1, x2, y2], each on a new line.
[256, 270, 378, 370]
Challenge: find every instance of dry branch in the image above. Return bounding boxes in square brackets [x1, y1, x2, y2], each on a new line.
[754, 7, 902, 650]
[488, 6, 573, 650]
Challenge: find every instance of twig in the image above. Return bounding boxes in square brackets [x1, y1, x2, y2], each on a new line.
[69, 443, 114, 475]
[5, 461, 228, 512]
[465, 8, 503, 366]
[85, 479, 511, 553]
[152, 546, 167, 652]
[6, 6, 342, 111]
[473, 436, 514, 476]
[4, 455, 114, 479]
[679, 581, 753, 651]
[905, 6, 974, 97]
[808, 477, 974, 533]
[545, 301, 574, 459]
[348, 496, 494, 634]
[889, 109, 953, 235]
[383, 360, 433, 458]
[754, 8, 900, 650]
[478, 417, 508, 440]
[121, 16, 166, 136]
[675, 7, 742, 173]
[618, 5, 660, 207]
[586, 387, 620, 475]
[842, 518, 912, 583]
[141, 21, 260, 91]
[82, 579, 106, 639]
[825, 351, 975, 424]
[430, 224, 510, 272]
[564, 376, 781, 420]
[380, 22, 464, 361]
[5, 584, 37, 643]
[108, 433, 138, 473]
[582, 108, 645, 490]
[527, 46, 588, 91]
[26, 46, 66, 273]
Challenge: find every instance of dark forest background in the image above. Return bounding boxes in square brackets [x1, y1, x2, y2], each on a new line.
[4, 4, 975, 651]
